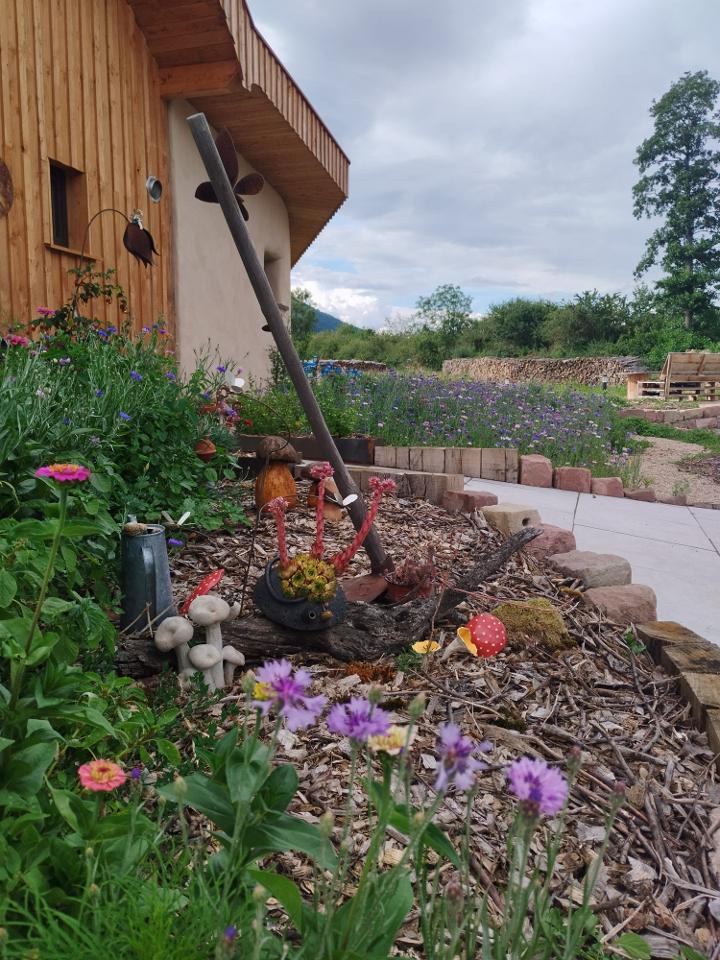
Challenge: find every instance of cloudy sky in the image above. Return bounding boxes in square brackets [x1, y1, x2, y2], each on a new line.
[255, 1, 720, 328]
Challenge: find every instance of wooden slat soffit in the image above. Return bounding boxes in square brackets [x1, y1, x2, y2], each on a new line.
[127, 0, 349, 262]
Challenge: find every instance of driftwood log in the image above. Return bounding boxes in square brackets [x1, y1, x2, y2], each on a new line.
[116, 527, 540, 678]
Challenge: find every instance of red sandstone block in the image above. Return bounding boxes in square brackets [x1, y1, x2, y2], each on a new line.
[582, 584, 657, 626]
[692, 418, 717, 429]
[519, 454, 553, 488]
[553, 466, 592, 494]
[625, 488, 656, 502]
[591, 477, 624, 498]
[658, 494, 687, 506]
[701, 404, 720, 417]
[442, 491, 466, 513]
[463, 490, 499, 510]
[442, 490, 498, 514]
[524, 524, 576, 561]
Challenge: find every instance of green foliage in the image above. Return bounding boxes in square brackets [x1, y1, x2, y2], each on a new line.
[290, 288, 318, 355]
[633, 70, 720, 334]
[622, 415, 720, 453]
[482, 297, 554, 354]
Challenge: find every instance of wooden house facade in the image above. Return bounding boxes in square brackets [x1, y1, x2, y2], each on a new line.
[0, 0, 348, 379]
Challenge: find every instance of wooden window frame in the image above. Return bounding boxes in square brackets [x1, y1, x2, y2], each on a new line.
[46, 159, 89, 256]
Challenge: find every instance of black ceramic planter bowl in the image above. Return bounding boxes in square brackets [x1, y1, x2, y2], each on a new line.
[253, 557, 346, 631]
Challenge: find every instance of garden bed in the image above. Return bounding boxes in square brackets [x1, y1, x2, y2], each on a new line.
[162, 482, 719, 955]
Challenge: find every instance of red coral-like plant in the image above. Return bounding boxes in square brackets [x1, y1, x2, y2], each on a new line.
[266, 496, 290, 568]
[330, 477, 396, 575]
[309, 462, 335, 559]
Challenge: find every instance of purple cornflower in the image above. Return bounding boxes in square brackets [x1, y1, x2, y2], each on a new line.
[62, 416, 71, 426]
[165, 371, 176, 381]
[107, 325, 117, 335]
[507, 757, 568, 817]
[58, 357, 71, 366]
[435, 723, 490, 793]
[216, 365, 226, 374]
[327, 697, 391, 743]
[36, 306, 55, 317]
[130, 370, 143, 382]
[119, 411, 131, 421]
[90, 436, 101, 446]
[223, 926, 238, 944]
[142, 326, 150, 334]
[167, 537, 183, 548]
[95, 388, 104, 398]
[253, 659, 326, 731]
[130, 766, 142, 781]
[96, 328, 108, 339]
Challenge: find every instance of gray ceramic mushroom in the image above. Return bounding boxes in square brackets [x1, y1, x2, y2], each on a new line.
[222, 646, 245, 687]
[154, 616, 194, 675]
[187, 643, 223, 691]
[188, 594, 231, 689]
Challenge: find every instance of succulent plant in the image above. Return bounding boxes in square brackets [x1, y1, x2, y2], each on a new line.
[278, 553, 337, 604]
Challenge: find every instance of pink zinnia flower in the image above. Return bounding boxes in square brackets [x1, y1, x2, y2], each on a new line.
[78, 759, 127, 792]
[35, 463, 91, 483]
[7, 334, 29, 347]
[507, 757, 568, 817]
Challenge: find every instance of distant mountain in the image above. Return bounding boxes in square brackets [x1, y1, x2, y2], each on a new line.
[313, 309, 342, 332]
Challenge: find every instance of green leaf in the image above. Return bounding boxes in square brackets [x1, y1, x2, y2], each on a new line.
[0, 569, 17, 607]
[255, 764, 298, 815]
[367, 782, 459, 866]
[615, 932, 652, 959]
[154, 738, 181, 766]
[0, 736, 15, 752]
[248, 868, 305, 929]
[89, 473, 111, 494]
[244, 812, 337, 870]
[59, 519, 106, 538]
[158, 774, 236, 835]
[1, 741, 56, 797]
[41, 597, 76, 617]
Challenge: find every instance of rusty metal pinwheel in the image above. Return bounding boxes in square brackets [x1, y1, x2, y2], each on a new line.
[194, 128, 264, 221]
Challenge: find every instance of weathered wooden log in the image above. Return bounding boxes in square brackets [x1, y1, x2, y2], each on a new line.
[115, 528, 540, 676]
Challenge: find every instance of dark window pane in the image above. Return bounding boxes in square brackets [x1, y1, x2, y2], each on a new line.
[50, 164, 69, 247]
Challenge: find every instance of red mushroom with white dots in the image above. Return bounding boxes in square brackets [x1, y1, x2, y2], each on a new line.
[456, 613, 507, 658]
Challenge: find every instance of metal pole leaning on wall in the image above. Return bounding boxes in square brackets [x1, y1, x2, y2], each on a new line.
[186, 112, 391, 574]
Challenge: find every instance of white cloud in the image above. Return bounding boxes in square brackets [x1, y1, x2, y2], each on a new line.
[255, 0, 720, 326]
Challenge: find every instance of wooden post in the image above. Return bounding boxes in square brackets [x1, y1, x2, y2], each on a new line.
[186, 113, 391, 573]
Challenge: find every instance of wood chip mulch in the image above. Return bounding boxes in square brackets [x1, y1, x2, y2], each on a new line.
[167, 481, 720, 957]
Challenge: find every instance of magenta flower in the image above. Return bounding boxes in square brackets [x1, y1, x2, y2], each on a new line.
[327, 697, 391, 743]
[36, 307, 55, 317]
[434, 723, 490, 793]
[507, 757, 568, 817]
[35, 463, 91, 483]
[7, 334, 29, 347]
[252, 659, 326, 731]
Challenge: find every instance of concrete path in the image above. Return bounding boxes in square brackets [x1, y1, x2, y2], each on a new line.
[465, 478, 720, 641]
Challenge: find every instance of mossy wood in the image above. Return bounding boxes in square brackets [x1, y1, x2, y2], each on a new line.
[116, 527, 540, 676]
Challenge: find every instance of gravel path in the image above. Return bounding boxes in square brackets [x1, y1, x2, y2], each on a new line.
[639, 436, 720, 504]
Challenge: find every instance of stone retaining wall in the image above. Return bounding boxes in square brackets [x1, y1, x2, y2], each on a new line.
[442, 355, 648, 386]
[619, 403, 720, 431]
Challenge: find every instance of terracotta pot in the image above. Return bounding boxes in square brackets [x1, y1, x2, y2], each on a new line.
[195, 438, 217, 461]
[384, 577, 433, 604]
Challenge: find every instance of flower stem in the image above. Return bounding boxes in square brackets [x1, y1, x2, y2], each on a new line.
[8, 486, 68, 710]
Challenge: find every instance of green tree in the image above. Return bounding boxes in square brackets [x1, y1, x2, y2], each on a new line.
[482, 298, 553, 354]
[633, 70, 720, 332]
[290, 288, 318, 354]
[541, 291, 630, 354]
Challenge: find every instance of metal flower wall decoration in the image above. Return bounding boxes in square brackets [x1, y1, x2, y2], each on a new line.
[194, 128, 264, 221]
[122, 209, 159, 268]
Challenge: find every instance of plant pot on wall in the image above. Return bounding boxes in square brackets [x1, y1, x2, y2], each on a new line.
[195, 438, 217, 461]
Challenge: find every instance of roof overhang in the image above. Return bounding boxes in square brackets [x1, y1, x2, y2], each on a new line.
[128, 0, 349, 263]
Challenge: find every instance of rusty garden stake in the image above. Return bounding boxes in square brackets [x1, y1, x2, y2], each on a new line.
[186, 112, 391, 574]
